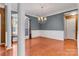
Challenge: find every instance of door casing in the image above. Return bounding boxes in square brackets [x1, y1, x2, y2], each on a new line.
[0, 8, 5, 44]
[64, 14, 78, 40]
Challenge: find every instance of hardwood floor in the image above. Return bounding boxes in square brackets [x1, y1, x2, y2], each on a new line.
[26, 37, 78, 56]
[0, 37, 78, 56]
[0, 43, 17, 56]
[64, 39, 77, 56]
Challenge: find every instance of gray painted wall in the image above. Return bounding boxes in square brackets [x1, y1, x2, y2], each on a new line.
[26, 15, 40, 30]
[40, 13, 64, 30]
[30, 17, 40, 30]
[26, 13, 64, 31]
[25, 15, 40, 36]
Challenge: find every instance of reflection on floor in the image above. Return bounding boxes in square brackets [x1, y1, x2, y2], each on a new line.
[0, 37, 78, 56]
[0, 42, 17, 56]
[26, 37, 78, 56]
[64, 39, 77, 56]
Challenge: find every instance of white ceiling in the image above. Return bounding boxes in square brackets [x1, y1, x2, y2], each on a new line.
[0, 3, 78, 17]
[23, 3, 78, 17]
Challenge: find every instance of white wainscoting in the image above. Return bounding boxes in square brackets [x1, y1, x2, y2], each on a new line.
[40, 30, 64, 40]
[25, 30, 40, 39]
[26, 30, 64, 40]
[31, 30, 41, 38]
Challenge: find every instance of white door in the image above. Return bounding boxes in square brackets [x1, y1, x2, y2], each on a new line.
[65, 15, 76, 39]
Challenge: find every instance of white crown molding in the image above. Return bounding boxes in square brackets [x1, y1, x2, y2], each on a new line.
[46, 7, 78, 17]
[26, 7, 78, 17]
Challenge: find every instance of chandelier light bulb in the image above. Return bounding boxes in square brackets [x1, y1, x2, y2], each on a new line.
[37, 17, 47, 23]
[38, 17, 40, 21]
[44, 17, 47, 21]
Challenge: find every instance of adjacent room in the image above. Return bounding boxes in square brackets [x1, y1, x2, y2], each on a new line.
[25, 3, 78, 56]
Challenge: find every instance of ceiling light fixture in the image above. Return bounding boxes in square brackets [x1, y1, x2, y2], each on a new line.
[37, 6, 47, 24]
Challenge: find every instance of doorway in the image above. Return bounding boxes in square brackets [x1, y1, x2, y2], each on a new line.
[64, 11, 78, 40]
[64, 10, 78, 55]
[0, 8, 5, 45]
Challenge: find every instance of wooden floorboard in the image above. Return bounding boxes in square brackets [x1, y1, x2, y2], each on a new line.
[25, 37, 78, 56]
[0, 37, 78, 56]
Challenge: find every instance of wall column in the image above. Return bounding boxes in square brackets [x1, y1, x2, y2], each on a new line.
[77, 4, 79, 56]
[17, 3, 25, 56]
[6, 3, 12, 49]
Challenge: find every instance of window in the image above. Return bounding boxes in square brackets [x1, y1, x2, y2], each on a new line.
[12, 13, 18, 36]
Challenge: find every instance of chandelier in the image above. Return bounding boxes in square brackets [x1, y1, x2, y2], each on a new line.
[37, 16, 47, 23]
[37, 6, 47, 24]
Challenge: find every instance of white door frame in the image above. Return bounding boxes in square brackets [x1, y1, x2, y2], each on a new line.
[0, 14, 1, 45]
